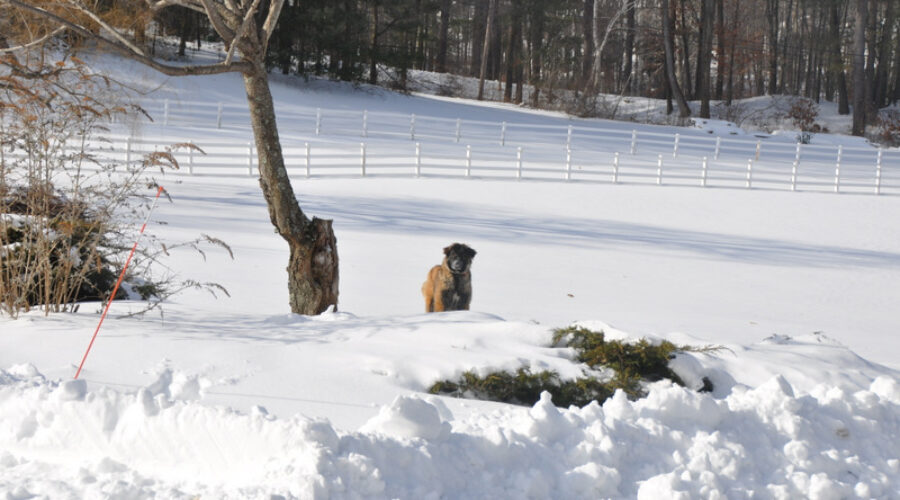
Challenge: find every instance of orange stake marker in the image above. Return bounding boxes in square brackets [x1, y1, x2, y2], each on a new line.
[74, 186, 164, 379]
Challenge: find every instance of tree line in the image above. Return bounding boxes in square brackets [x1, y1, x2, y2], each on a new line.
[157, 0, 900, 135]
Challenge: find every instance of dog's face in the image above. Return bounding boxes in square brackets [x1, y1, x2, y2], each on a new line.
[444, 243, 476, 274]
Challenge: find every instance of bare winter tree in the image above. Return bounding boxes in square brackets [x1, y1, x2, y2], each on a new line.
[3, 0, 339, 315]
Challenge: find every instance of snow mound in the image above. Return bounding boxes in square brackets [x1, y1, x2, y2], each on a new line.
[2, 366, 898, 498]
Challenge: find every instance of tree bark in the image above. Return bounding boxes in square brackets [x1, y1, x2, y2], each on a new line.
[662, 0, 691, 117]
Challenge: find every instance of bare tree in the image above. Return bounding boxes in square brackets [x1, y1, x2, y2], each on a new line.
[3, 0, 339, 315]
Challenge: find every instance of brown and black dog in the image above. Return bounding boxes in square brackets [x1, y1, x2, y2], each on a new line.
[422, 243, 476, 312]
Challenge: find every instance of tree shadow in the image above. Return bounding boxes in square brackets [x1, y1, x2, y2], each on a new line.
[299, 193, 900, 270]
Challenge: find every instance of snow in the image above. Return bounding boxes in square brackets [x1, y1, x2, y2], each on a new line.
[1, 51, 899, 498]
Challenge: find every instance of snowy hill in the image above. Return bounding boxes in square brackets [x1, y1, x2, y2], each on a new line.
[1, 54, 899, 498]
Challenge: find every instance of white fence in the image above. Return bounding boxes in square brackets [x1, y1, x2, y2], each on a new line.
[35, 98, 890, 195]
[86, 132, 898, 195]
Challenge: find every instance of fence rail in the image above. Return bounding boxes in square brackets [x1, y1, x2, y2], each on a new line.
[35, 132, 898, 196]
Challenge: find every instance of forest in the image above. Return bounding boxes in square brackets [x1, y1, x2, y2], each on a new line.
[152, 0, 900, 135]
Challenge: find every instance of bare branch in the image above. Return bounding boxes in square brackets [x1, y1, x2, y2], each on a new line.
[3, 0, 251, 76]
[260, 0, 285, 53]
[196, 0, 237, 45]
[0, 26, 65, 54]
[224, 0, 261, 65]
[64, 0, 146, 56]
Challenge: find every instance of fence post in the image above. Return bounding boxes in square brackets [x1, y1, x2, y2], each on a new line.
[875, 148, 883, 195]
[216, 102, 223, 129]
[657, 154, 663, 185]
[791, 160, 798, 191]
[566, 125, 573, 149]
[516, 147, 523, 180]
[791, 142, 801, 191]
[501, 121, 507, 146]
[673, 133, 680, 158]
[746, 158, 753, 188]
[755, 140, 762, 160]
[466, 145, 472, 177]
[361, 142, 366, 176]
[834, 145, 842, 193]
[455, 119, 462, 143]
[247, 142, 254, 176]
[363, 110, 368, 138]
[315, 108, 321, 136]
[630, 130, 638, 155]
[163, 99, 169, 126]
[714, 137, 721, 160]
[410, 114, 416, 141]
[565, 147, 572, 180]
[415, 142, 421, 177]
[305, 142, 310, 178]
[613, 152, 619, 183]
[701, 157, 708, 187]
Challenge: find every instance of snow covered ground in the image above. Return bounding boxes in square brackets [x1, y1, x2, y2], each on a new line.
[1, 53, 899, 498]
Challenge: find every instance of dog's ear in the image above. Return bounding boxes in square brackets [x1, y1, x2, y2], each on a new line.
[443, 245, 452, 256]
[466, 246, 477, 259]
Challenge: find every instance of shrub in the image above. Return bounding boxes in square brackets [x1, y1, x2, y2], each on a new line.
[873, 109, 900, 147]
[429, 326, 714, 407]
[787, 97, 819, 144]
[0, 53, 228, 318]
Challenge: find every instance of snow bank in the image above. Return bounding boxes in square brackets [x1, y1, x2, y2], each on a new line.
[2, 365, 897, 499]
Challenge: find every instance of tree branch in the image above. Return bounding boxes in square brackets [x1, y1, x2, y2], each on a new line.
[195, 0, 237, 45]
[0, 26, 65, 54]
[64, 0, 146, 56]
[224, 0, 262, 65]
[260, 0, 285, 53]
[3, 0, 252, 76]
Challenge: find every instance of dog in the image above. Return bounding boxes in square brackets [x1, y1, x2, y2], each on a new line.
[422, 243, 476, 312]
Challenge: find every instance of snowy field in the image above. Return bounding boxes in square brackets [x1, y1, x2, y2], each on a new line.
[2, 53, 900, 498]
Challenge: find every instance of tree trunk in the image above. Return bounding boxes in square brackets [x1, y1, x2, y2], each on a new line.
[766, 0, 779, 95]
[369, 0, 379, 84]
[505, 0, 522, 103]
[851, 0, 867, 136]
[436, 0, 451, 73]
[714, 0, 724, 100]
[873, 0, 894, 109]
[623, 0, 635, 95]
[678, 0, 693, 99]
[529, 6, 544, 107]
[662, 0, 691, 117]
[471, 0, 487, 77]
[582, 0, 594, 88]
[477, 0, 497, 100]
[242, 67, 339, 314]
[697, 0, 713, 118]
